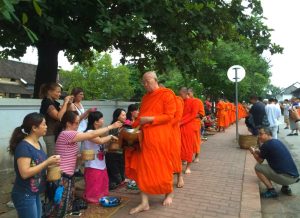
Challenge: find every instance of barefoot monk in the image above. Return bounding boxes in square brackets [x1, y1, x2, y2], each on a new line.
[130, 71, 176, 214]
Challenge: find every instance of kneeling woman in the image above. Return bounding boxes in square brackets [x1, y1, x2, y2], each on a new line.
[51, 111, 122, 217]
[83, 111, 118, 203]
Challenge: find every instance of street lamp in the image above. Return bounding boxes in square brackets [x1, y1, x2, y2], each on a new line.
[227, 65, 246, 142]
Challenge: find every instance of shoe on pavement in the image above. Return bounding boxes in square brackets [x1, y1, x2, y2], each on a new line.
[284, 127, 289, 129]
[287, 133, 294, 136]
[260, 189, 278, 198]
[281, 186, 292, 196]
[294, 133, 298, 136]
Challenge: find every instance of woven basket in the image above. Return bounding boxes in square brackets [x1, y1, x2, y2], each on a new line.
[239, 134, 258, 149]
[81, 149, 95, 161]
[47, 165, 61, 181]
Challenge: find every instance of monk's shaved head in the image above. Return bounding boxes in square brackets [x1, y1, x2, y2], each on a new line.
[179, 87, 189, 99]
[143, 71, 158, 81]
[142, 71, 159, 93]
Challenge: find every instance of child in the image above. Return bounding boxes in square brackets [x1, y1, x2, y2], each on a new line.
[82, 111, 118, 203]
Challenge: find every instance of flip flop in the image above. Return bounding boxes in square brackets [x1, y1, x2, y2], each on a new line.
[99, 196, 121, 207]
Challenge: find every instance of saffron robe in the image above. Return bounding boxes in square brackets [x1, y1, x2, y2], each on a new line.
[132, 88, 176, 194]
[216, 100, 226, 128]
[180, 98, 199, 163]
[170, 96, 184, 173]
[192, 98, 205, 154]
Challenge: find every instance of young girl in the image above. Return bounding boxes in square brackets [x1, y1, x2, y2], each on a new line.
[82, 111, 118, 203]
[9, 112, 60, 218]
[50, 111, 122, 217]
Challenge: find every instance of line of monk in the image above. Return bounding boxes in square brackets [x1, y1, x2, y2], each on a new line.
[125, 71, 248, 214]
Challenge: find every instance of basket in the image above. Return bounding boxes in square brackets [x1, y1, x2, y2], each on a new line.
[238, 134, 258, 149]
[47, 165, 61, 181]
[81, 149, 95, 161]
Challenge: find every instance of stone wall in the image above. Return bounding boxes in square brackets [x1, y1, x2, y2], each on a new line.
[0, 99, 134, 173]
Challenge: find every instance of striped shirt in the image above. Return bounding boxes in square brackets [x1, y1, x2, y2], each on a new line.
[55, 130, 79, 176]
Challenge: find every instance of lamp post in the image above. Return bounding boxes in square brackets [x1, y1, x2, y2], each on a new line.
[227, 65, 246, 142]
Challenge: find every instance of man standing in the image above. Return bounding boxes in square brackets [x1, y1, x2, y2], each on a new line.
[248, 96, 267, 135]
[265, 98, 281, 139]
[180, 87, 198, 174]
[187, 88, 205, 163]
[250, 127, 299, 198]
[130, 71, 176, 214]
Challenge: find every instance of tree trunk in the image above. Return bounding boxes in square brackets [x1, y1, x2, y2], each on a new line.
[33, 42, 60, 98]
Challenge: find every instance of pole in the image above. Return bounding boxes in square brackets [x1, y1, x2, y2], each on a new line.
[234, 67, 239, 142]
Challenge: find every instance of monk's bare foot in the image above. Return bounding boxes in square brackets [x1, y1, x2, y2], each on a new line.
[129, 203, 150, 215]
[177, 176, 184, 188]
[163, 193, 173, 206]
[193, 157, 199, 163]
[184, 168, 191, 174]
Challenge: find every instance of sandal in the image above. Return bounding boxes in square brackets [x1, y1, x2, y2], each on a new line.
[99, 196, 121, 207]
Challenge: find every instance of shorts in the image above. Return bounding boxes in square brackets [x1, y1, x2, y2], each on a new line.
[255, 163, 299, 186]
[284, 115, 289, 124]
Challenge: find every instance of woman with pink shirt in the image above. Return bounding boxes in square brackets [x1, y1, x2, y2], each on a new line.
[49, 111, 122, 217]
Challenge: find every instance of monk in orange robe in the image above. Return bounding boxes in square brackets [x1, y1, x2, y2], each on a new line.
[171, 96, 184, 187]
[180, 87, 199, 174]
[216, 98, 226, 132]
[129, 71, 176, 214]
[187, 88, 205, 163]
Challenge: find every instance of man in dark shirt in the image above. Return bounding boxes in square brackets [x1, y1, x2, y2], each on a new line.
[250, 127, 299, 198]
[248, 96, 268, 135]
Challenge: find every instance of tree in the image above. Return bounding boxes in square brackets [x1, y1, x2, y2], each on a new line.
[0, 0, 282, 98]
[190, 39, 271, 102]
[59, 52, 134, 100]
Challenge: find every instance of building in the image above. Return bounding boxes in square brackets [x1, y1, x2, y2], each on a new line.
[276, 82, 300, 101]
[0, 59, 36, 98]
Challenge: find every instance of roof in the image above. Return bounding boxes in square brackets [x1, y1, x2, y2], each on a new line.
[0, 59, 36, 84]
[280, 82, 300, 95]
[0, 83, 32, 95]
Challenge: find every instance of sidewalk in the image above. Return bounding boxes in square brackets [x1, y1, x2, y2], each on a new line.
[0, 120, 261, 218]
[111, 121, 261, 218]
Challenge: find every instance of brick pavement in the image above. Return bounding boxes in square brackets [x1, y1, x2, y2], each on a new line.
[0, 120, 262, 218]
[111, 121, 262, 218]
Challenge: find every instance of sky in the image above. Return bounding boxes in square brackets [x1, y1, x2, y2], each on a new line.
[13, 0, 299, 89]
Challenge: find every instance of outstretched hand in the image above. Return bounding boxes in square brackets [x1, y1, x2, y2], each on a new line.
[139, 116, 154, 125]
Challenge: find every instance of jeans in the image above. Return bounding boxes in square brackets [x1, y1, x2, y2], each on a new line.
[11, 192, 42, 218]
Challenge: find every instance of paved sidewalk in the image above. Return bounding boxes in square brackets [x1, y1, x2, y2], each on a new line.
[111, 121, 261, 218]
[0, 120, 261, 218]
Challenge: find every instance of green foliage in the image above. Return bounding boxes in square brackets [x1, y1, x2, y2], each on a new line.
[59, 52, 134, 101]
[190, 39, 271, 102]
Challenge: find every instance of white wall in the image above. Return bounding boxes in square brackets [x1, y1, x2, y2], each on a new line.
[0, 99, 134, 173]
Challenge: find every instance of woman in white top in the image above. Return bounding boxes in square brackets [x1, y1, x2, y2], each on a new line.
[82, 111, 118, 203]
[69, 87, 95, 132]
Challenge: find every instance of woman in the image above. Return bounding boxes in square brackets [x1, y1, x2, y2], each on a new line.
[82, 111, 118, 203]
[51, 111, 122, 217]
[125, 104, 139, 126]
[68, 87, 95, 132]
[9, 112, 60, 218]
[39, 83, 73, 156]
[106, 108, 126, 190]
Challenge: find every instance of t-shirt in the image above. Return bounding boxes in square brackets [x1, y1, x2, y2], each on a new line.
[55, 130, 79, 175]
[13, 140, 47, 195]
[40, 98, 60, 136]
[265, 103, 281, 127]
[260, 139, 299, 177]
[83, 131, 106, 170]
[249, 101, 266, 127]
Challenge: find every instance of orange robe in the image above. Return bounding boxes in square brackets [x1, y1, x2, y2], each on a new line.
[230, 103, 236, 124]
[192, 98, 205, 154]
[180, 98, 198, 163]
[216, 100, 226, 128]
[132, 88, 176, 194]
[170, 96, 184, 173]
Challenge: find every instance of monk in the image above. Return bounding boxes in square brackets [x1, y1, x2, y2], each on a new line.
[187, 88, 205, 163]
[160, 84, 184, 188]
[129, 71, 176, 214]
[216, 98, 226, 132]
[180, 87, 199, 174]
[172, 95, 184, 187]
